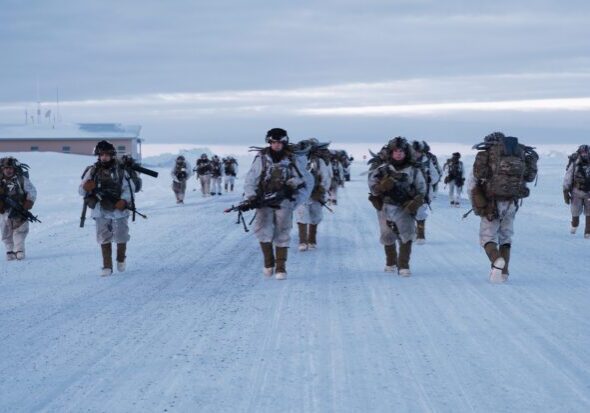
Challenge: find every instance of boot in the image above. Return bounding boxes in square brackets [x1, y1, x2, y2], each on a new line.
[6, 251, 16, 261]
[230, 184, 234, 192]
[484, 242, 505, 283]
[571, 216, 580, 234]
[275, 247, 288, 280]
[398, 241, 412, 276]
[101, 243, 113, 276]
[308, 224, 318, 248]
[116, 243, 127, 272]
[585, 216, 590, 238]
[224, 183, 228, 192]
[297, 223, 308, 251]
[499, 244, 511, 280]
[260, 242, 275, 276]
[416, 220, 425, 244]
[384, 244, 397, 272]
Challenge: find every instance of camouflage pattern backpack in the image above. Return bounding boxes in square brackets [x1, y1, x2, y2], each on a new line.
[473, 135, 538, 201]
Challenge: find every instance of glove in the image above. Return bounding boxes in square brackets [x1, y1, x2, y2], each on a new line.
[375, 176, 395, 193]
[286, 177, 302, 189]
[444, 176, 451, 184]
[403, 194, 424, 215]
[23, 200, 34, 210]
[368, 194, 383, 211]
[83, 180, 96, 192]
[114, 200, 127, 211]
[563, 189, 571, 205]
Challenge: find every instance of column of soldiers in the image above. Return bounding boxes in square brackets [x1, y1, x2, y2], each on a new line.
[5, 130, 587, 286]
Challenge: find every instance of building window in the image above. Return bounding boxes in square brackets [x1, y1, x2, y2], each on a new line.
[117, 145, 126, 152]
[62, 146, 71, 152]
[30, 146, 39, 151]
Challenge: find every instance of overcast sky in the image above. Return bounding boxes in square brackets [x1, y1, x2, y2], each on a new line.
[1, 0, 589, 144]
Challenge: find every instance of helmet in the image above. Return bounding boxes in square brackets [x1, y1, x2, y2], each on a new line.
[452, 152, 461, 158]
[200, 153, 208, 160]
[422, 141, 431, 152]
[484, 132, 505, 143]
[0, 157, 18, 169]
[212, 155, 219, 161]
[387, 136, 409, 151]
[577, 144, 589, 154]
[176, 155, 185, 161]
[93, 140, 116, 156]
[266, 128, 289, 144]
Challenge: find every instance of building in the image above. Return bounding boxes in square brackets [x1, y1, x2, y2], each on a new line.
[0, 123, 143, 159]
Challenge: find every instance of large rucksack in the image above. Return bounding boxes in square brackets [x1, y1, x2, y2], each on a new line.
[473, 136, 538, 201]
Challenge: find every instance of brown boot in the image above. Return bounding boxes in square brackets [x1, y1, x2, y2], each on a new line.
[101, 243, 113, 275]
[298, 223, 308, 245]
[499, 244, 511, 276]
[260, 242, 275, 276]
[572, 216, 580, 228]
[416, 220, 425, 243]
[384, 244, 397, 271]
[308, 224, 318, 246]
[275, 247, 288, 279]
[116, 243, 126, 263]
[398, 241, 412, 276]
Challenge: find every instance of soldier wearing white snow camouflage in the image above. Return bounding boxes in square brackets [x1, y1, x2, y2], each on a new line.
[222, 156, 238, 192]
[412, 140, 440, 244]
[79, 140, 136, 276]
[194, 154, 212, 197]
[295, 139, 332, 251]
[210, 155, 223, 196]
[0, 157, 37, 261]
[563, 144, 590, 237]
[443, 152, 465, 206]
[368, 137, 427, 276]
[422, 141, 442, 199]
[328, 150, 345, 206]
[171, 155, 192, 204]
[468, 132, 538, 283]
[243, 128, 313, 280]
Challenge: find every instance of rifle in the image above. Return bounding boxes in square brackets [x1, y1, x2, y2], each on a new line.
[120, 155, 159, 178]
[319, 199, 334, 213]
[80, 200, 88, 228]
[1, 195, 41, 223]
[224, 190, 291, 232]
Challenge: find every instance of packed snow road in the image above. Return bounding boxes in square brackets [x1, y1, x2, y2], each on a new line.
[1, 153, 589, 412]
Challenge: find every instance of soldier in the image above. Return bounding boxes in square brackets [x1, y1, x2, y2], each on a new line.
[328, 150, 344, 205]
[368, 137, 427, 276]
[243, 128, 313, 280]
[443, 152, 465, 206]
[223, 156, 238, 192]
[79, 140, 136, 276]
[171, 155, 192, 204]
[295, 139, 332, 251]
[423, 141, 442, 199]
[210, 155, 223, 196]
[468, 132, 538, 283]
[194, 154, 212, 197]
[563, 144, 590, 237]
[0, 157, 37, 261]
[412, 140, 440, 244]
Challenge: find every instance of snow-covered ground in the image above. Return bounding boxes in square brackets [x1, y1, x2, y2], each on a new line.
[1, 151, 589, 412]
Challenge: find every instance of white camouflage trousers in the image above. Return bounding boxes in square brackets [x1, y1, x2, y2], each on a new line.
[479, 201, 517, 246]
[172, 181, 187, 201]
[378, 205, 416, 245]
[329, 183, 338, 203]
[1, 215, 29, 253]
[199, 175, 211, 196]
[415, 203, 429, 221]
[296, 200, 323, 225]
[95, 217, 130, 244]
[224, 176, 236, 191]
[448, 182, 463, 203]
[211, 177, 222, 194]
[254, 200, 294, 247]
[570, 188, 590, 217]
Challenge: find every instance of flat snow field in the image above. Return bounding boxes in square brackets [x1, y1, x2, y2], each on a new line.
[1, 153, 589, 413]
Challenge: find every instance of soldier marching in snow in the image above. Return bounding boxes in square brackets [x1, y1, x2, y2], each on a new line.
[242, 128, 313, 280]
[294, 139, 332, 251]
[222, 156, 238, 192]
[79, 140, 140, 276]
[368, 137, 427, 276]
[468, 132, 538, 283]
[563, 144, 590, 237]
[443, 152, 465, 207]
[194, 154, 212, 197]
[210, 155, 223, 196]
[0, 157, 38, 261]
[328, 150, 345, 205]
[422, 141, 442, 199]
[412, 140, 440, 244]
[171, 155, 192, 204]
